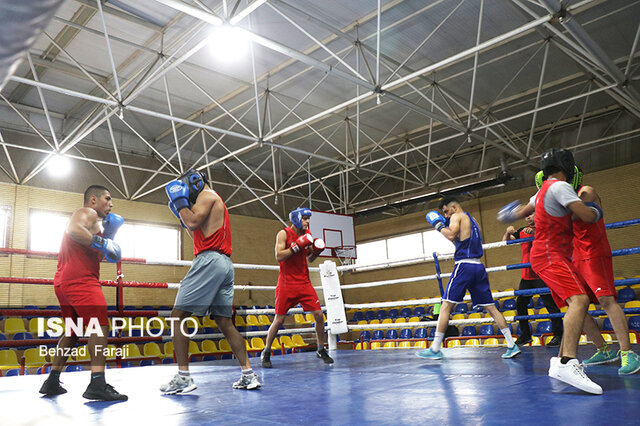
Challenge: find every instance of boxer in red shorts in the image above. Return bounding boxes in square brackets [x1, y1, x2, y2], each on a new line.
[573, 183, 640, 374]
[39, 185, 127, 401]
[498, 148, 604, 394]
[261, 207, 333, 368]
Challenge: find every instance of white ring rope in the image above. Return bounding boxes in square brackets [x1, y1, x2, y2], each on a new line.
[347, 317, 503, 331]
[170, 326, 324, 342]
[140, 258, 320, 272]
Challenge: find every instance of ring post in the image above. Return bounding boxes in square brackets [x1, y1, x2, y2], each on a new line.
[319, 260, 348, 351]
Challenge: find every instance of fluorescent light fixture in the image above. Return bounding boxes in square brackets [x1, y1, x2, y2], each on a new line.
[47, 154, 71, 177]
[208, 25, 249, 63]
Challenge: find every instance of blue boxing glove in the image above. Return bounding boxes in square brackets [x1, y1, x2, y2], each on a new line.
[584, 201, 603, 222]
[497, 201, 522, 223]
[168, 201, 186, 228]
[166, 180, 189, 211]
[90, 235, 122, 263]
[102, 213, 124, 240]
[426, 210, 447, 231]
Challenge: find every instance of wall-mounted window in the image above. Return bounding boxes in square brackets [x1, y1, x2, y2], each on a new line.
[355, 230, 455, 270]
[0, 206, 11, 248]
[29, 210, 180, 261]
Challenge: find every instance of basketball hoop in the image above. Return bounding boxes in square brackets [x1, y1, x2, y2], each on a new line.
[331, 245, 356, 267]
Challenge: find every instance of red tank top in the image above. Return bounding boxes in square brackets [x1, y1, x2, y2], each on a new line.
[530, 180, 574, 268]
[193, 195, 232, 257]
[573, 216, 611, 260]
[518, 228, 539, 280]
[277, 227, 312, 287]
[53, 232, 101, 286]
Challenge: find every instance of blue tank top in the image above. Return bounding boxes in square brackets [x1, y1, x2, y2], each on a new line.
[454, 213, 484, 261]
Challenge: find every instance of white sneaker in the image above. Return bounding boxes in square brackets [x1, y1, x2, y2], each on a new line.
[548, 359, 602, 395]
[232, 372, 261, 390]
[160, 373, 197, 395]
[548, 356, 560, 375]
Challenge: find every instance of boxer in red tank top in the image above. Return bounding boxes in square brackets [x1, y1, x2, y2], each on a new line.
[162, 170, 260, 393]
[261, 207, 334, 368]
[40, 185, 127, 401]
[497, 148, 604, 394]
[574, 184, 639, 375]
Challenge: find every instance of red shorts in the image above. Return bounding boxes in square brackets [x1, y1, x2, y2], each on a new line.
[54, 281, 109, 334]
[573, 256, 616, 300]
[275, 283, 321, 315]
[532, 257, 595, 308]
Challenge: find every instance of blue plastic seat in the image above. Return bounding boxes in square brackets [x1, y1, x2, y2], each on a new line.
[364, 311, 376, 322]
[351, 311, 364, 322]
[202, 355, 217, 361]
[162, 357, 174, 364]
[247, 326, 259, 332]
[120, 361, 135, 368]
[13, 332, 33, 340]
[428, 328, 435, 339]
[358, 330, 372, 342]
[387, 309, 399, 319]
[385, 330, 398, 340]
[454, 303, 468, 314]
[527, 298, 534, 308]
[602, 318, 613, 331]
[139, 359, 157, 367]
[479, 325, 494, 336]
[400, 308, 412, 318]
[0, 333, 5, 341]
[220, 354, 233, 360]
[65, 365, 84, 372]
[414, 328, 427, 339]
[628, 316, 640, 331]
[158, 306, 172, 311]
[46, 305, 60, 310]
[142, 305, 154, 311]
[618, 287, 635, 303]
[375, 310, 387, 320]
[124, 305, 136, 311]
[462, 326, 476, 336]
[37, 365, 52, 374]
[535, 321, 552, 336]
[534, 297, 545, 309]
[399, 329, 412, 339]
[236, 326, 246, 333]
[5, 368, 26, 376]
[372, 330, 384, 341]
[413, 307, 425, 317]
[502, 299, 516, 311]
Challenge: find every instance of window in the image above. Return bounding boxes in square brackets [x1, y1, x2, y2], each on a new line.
[29, 210, 180, 261]
[0, 206, 10, 248]
[355, 230, 455, 270]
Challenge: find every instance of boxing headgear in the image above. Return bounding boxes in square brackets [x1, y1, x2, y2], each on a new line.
[535, 165, 582, 191]
[177, 169, 208, 205]
[289, 207, 312, 230]
[540, 148, 575, 183]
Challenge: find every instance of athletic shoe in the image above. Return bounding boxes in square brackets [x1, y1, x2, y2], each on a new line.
[83, 383, 128, 401]
[583, 346, 619, 366]
[502, 345, 521, 359]
[515, 335, 533, 346]
[232, 373, 261, 390]
[549, 356, 560, 375]
[159, 374, 197, 395]
[546, 335, 562, 347]
[416, 348, 443, 360]
[549, 358, 603, 395]
[261, 350, 272, 368]
[317, 348, 334, 364]
[39, 378, 67, 396]
[618, 350, 640, 375]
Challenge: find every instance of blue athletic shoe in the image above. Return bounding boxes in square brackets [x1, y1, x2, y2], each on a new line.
[416, 348, 443, 360]
[502, 345, 521, 359]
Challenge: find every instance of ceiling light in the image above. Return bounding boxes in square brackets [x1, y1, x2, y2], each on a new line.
[208, 25, 249, 63]
[47, 154, 71, 177]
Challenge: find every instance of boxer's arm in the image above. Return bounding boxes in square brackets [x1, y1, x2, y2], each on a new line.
[275, 230, 292, 262]
[66, 207, 99, 247]
[179, 190, 215, 231]
[440, 213, 461, 242]
[502, 226, 516, 242]
[568, 201, 601, 223]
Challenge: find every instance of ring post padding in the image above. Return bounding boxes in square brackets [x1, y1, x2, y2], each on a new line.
[320, 260, 348, 350]
[433, 251, 444, 296]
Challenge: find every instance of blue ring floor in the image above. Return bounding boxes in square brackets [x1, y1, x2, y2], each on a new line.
[1, 345, 639, 425]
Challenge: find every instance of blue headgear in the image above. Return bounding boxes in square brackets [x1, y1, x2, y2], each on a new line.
[177, 169, 208, 205]
[289, 207, 312, 230]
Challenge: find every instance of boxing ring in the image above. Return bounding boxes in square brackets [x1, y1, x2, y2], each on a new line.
[1, 219, 640, 424]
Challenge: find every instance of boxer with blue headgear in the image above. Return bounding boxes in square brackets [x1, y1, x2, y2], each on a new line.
[289, 207, 312, 230]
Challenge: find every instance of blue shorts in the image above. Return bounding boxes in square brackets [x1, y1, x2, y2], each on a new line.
[174, 250, 234, 317]
[442, 260, 494, 308]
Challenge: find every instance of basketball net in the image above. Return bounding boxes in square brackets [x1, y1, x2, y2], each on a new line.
[332, 246, 356, 268]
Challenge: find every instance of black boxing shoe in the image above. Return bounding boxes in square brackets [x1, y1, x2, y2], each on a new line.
[261, 350, 272, 368]
[515, 334, 533, 346]
[546, 335, 562, 347]
[82, 383, 128, 401]
[317, 348, 334, 364]
[39, 378, 67, 396]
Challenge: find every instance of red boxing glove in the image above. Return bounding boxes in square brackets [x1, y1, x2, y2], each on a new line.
[311, 238, 325, 255]
[290, 233, 313, 254]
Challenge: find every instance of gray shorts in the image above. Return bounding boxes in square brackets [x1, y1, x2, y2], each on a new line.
[174, 250, 234, 317]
